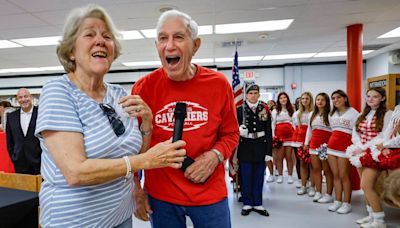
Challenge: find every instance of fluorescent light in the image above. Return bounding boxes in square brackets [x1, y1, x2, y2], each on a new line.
[314, 51, 347, 57]
[215, 56, 264, 62]
[314, 50, 374, 58]
[198, 25, 213, 35]
[215, 19, 293, 34]
[0, 40, 22, 49]
[140, 29, 156, 38]
[122, 61, 161, 67]
[12, 36, 61, 46]
[120, 30, 144, 40]
[40, 66, 65, 71]
[192, 58, 214, 64]
[378, 26, 400, 38]
[0, 67, 43, 73]
[263, 53, 316, 60]
[141, 25, 214, 38]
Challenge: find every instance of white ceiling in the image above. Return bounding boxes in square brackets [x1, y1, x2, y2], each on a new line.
[0, 0, 400, 75]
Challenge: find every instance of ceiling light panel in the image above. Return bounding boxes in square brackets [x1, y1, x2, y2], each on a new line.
[215, 19, 294, 34]
[12, 36, 61, 46]
[120, 30, 144, 40]
[378, 26, 400, 39]
[0, 40, 22, 49]
[263, 53, 315, 60]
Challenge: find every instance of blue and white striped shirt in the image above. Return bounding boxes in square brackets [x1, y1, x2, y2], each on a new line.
[35, 75, 142, 227]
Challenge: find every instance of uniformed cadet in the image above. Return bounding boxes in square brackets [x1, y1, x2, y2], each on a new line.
[237, 83, 273, 217]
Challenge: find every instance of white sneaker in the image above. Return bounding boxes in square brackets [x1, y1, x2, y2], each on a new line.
[313, 192, 322, 202]
[356, 215, 372, 224]
[277, 176, 283, 183]
[361, 221, 387, 228]
[337, 203, 352, 214]
[328, 201, 342, 212]
[287, 176, 294, 184]
[308, 187, 316, 197]
[266, 175, 275, 183]
[297, 186, 307, 195]
[295, 180, 302, 188]
[317, 194, 334, 204]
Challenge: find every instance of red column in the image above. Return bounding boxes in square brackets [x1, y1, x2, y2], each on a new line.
[347, 24, 363, 111]
[347, 24, 362, 191]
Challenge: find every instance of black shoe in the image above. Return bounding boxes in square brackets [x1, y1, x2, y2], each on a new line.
[238, 196, 243, 202]
[253, 208, 269, 216]
[241, 208, 251, 216]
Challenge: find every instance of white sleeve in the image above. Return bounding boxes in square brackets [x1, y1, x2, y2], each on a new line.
[271, 110, 277, 137]
[351, 126, 363, 147]
[292, 111, 298, 128]
[383, 134, 400, 148]
[304, 113, 313, 146]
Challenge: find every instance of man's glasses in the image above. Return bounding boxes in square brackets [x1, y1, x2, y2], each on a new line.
[99, 103, 126, 137]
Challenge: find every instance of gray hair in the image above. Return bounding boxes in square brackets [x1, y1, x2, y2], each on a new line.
[156, 10, 198, 40]
[57, 4, 121, 73]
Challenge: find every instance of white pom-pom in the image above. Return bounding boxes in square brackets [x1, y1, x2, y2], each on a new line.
[370, 146, 381, 162]
[349, 155, 362, 168]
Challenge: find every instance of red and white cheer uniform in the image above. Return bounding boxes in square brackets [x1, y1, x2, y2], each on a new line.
[327, 107, 359, 158]
[304, 113, 332, 156]
[272, 109, 294, 147]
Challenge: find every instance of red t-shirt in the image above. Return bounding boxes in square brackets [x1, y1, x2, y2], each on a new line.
[131, 65, 239, 206]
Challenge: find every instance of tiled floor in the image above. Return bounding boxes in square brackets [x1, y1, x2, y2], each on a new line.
[133, 172, 400, 228]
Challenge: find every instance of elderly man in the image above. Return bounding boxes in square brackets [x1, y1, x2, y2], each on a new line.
[132, 9, 239, 228]
[6, 88, 42, 174]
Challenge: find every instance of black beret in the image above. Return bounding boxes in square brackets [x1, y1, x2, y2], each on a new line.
[246, 84, 260, 93]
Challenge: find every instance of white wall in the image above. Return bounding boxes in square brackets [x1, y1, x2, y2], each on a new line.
[366, 53, 389, 78]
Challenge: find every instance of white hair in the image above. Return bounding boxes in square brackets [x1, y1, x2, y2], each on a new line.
[155, 9, 198, 40]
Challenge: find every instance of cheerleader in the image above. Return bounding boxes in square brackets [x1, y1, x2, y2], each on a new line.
[266, 100, 277, 183]
[346, 88, 392, 227]
[272, 92, 295, 184]
[304, 93, 333, 203]
[292, 92, 314, 195]
[357, 105, 400, 228]
[327, 90, 359, 214]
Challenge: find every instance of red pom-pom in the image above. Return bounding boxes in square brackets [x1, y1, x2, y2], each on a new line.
[360, 152, 379, 169]
[273, 136, 283, 149]
[297, 146, 311, 164]
[378, 149, 400, 170]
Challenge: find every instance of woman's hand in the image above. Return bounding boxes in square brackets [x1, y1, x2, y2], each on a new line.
[376, 143, 385, 151]
[119, 95, 152, 122]
[303, 145, 309, 151]
[137, 139, 186, 170]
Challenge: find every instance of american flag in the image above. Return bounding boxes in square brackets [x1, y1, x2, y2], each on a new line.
[232, 51, 243, 107]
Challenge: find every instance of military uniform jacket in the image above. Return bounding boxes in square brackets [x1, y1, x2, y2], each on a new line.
[237, 101, 273, 163]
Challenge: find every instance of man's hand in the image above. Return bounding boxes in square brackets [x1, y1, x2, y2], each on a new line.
[184, 151, 220, 183]
[132, 186, 152, 221]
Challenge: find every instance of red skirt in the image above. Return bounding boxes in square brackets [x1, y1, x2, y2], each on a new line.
[296, 125, 308, 144]
[310, 129, 332, 150]
[275, 123, 294, 142]
[327, 131, 352, 152]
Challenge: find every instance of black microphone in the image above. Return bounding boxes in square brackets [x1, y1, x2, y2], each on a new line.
[172, 102, 194, 171]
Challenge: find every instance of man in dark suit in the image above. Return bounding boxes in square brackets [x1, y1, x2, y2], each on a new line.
[237, 84, 273, 217]
[6, 88, 41, 174]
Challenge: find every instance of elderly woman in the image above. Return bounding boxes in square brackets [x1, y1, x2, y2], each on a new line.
[35, 5, 186, 228]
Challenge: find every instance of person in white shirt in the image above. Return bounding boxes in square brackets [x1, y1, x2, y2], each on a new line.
[292, 92, 315, 196]
[271, 92, 295, 184]
[327, 90, 359, 214]
[6, 88, 42, 174]
[304, 93, 333, 203]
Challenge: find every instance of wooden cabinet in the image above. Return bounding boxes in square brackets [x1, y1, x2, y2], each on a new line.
[367, 74, 400, 110]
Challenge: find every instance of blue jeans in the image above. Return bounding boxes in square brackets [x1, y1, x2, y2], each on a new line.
[148, 196, 231, 228]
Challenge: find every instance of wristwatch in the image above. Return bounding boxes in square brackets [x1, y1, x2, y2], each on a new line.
[211, 149, 224, 163]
